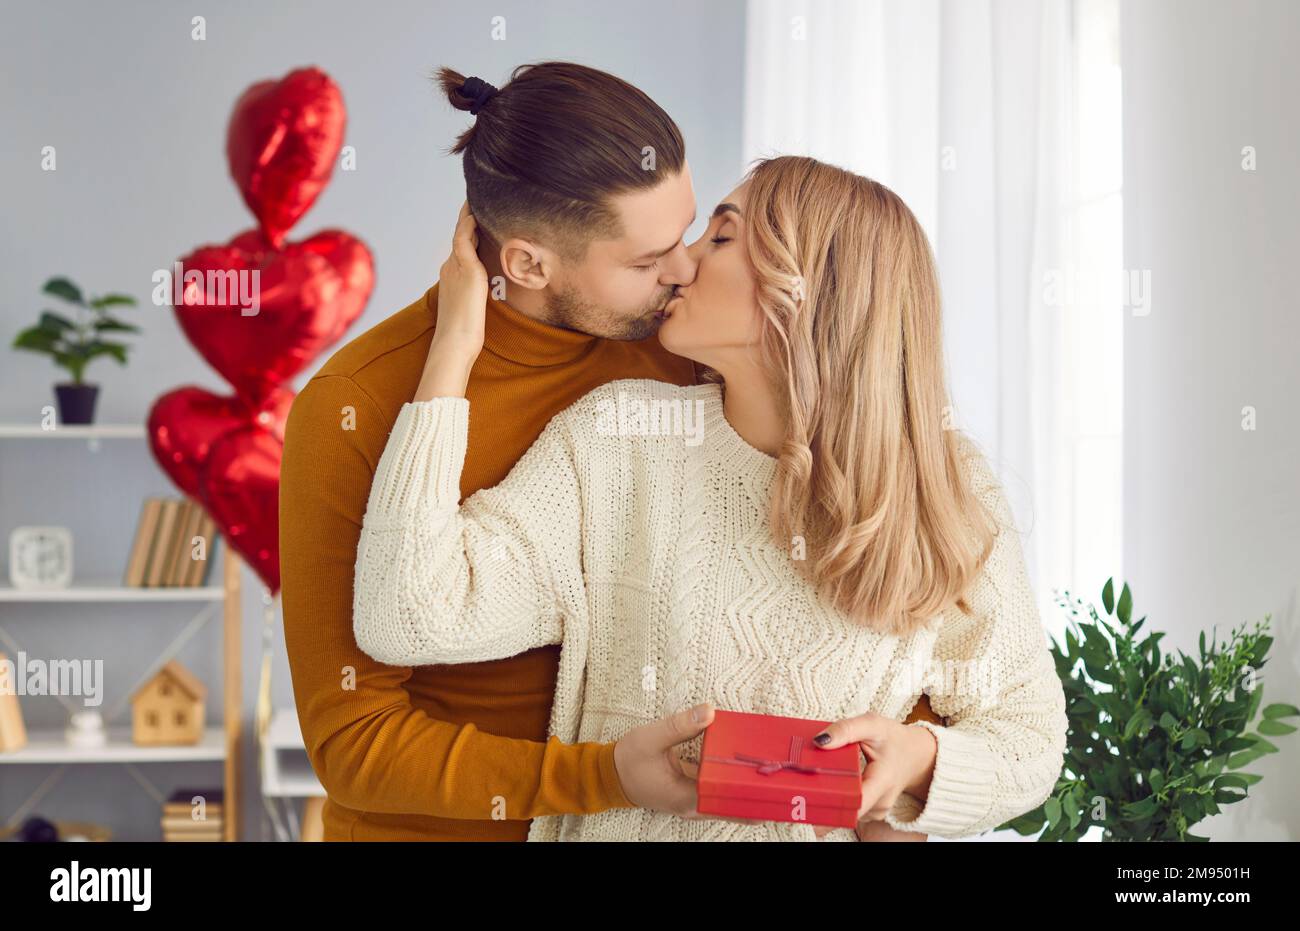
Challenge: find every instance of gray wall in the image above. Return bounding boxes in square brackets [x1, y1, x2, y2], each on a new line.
[1122, 0, 1300, 840]
[0, 0, 745, 840]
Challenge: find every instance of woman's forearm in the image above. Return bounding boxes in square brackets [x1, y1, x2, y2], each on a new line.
[353, 392, 577, 666]
[353, 397, 477, 665]
[355, 204, 566, 666]
[417, 201, 489, 401]
[415, 334, 479, 400]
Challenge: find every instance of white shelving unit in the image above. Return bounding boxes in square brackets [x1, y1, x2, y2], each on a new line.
[256, 708, 324, 843]
[0, 422, 243, 840]
[260, 709, 324, 798]
[0, 581, 226, 603]
[2, 727, 227, 764]
[0, 424, 146, 439]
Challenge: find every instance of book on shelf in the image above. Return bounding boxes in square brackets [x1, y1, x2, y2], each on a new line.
[184, 510, 216, 586]
[122, 497, 218, 588]
[161, 786, 224, 839]
[166, 499, 201, 585]
[162, 787, 223, 811]
[145, 498, 179, 586]
[161, 815, 225, 832]
[122, 498, 161, 586]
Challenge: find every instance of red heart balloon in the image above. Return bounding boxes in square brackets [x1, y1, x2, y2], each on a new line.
[200, 425, 284, 593]
[226, 67, 345, 248]
[174, 227, 374, 407]
[147, 386, 293, 500]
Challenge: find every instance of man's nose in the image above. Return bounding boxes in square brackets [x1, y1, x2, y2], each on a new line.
[658, 241, 698, 287]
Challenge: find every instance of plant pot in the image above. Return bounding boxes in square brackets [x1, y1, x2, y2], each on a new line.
[54, 383, 99, 425]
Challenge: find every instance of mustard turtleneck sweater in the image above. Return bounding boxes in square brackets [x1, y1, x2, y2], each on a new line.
[279, 283, 941, 841]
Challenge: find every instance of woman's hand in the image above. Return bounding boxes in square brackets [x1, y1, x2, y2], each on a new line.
[810, 711, 938, 828]
[855, 819, 929, 842]
[415, 201, 491, 400]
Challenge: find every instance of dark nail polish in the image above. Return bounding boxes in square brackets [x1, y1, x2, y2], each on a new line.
[812, 732, 830, 745]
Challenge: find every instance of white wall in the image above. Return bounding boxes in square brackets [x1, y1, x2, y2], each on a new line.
[1122, 0, 1300, 840]
[0, 0, 745, 840]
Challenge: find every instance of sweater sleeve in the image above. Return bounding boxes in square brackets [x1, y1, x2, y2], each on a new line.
[281, 374, 629, 825]
[881, 446, 1068, 838]
[353, 396, 585, 666]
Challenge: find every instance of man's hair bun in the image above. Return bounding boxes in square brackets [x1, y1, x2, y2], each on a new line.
[437, 67, 498, 116]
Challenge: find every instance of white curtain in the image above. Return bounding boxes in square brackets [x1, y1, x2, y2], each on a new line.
[743, 0, 1077, 640]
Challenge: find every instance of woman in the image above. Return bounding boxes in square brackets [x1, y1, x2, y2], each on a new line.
[352, 155, 1068, 842]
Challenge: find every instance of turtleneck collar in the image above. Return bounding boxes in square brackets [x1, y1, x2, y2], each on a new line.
[426, 283, 597, 367]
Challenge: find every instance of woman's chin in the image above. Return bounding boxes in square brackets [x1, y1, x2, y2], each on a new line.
[655, 315, 683, 352]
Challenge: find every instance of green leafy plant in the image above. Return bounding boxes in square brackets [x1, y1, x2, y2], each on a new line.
[11, 276, 140, 383]
[1000, 578, 1298, 841]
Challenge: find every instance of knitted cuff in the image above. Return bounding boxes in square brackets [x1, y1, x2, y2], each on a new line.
[882, 720, 998, 838]
[367, 398, 469, 517]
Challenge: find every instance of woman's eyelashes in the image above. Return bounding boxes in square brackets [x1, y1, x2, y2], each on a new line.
[634, 230, 729, 269]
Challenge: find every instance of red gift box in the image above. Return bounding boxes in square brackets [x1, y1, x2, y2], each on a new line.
[697, 709, 863, 829]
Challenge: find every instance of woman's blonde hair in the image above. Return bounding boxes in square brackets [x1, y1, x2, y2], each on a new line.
[740, 155, 1000, 635]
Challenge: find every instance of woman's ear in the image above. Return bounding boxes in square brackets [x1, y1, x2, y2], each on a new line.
[499, 237, 553, 291]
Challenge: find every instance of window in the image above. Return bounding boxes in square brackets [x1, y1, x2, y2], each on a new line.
[1049, 0, 1123, 630]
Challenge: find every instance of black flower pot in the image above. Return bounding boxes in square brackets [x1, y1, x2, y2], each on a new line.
[54, 383, 99, 425]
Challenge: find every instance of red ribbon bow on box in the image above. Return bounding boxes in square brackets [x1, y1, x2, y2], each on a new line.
[704, 735, 859, 777]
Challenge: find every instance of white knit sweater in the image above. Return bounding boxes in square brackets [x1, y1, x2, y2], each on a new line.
[353, 378, 1067, 842]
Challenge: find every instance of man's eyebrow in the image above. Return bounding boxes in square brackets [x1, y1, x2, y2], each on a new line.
[630, 208, 699, 262]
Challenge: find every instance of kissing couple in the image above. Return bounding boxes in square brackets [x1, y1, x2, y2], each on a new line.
[281, 61, 1068, 842]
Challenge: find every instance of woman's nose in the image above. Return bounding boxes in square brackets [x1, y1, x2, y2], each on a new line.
[684, 228, 712, 267]
[659, 241, 698, 287]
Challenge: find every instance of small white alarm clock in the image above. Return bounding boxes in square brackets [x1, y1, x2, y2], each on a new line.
[9, 526, 74, 590]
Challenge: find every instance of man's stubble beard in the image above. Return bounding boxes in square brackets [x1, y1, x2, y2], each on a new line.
[546, 281, 676, 341]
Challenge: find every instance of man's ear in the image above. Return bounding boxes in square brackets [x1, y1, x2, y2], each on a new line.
[499, 237, 554, 291]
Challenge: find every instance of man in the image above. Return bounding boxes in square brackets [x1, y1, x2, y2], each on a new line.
[279, 60, 940, 841]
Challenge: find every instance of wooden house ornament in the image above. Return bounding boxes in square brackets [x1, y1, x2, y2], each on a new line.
[131, 660, 206, 746]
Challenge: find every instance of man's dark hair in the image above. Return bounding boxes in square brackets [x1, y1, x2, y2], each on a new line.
[436, 62, 686, 259]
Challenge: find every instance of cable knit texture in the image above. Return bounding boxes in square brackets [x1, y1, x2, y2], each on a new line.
[353, 378, 1068, 841]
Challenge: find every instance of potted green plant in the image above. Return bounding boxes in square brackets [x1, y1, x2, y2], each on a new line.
[11, 277, 140, 425]
[1001, 578, 1298, 841]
